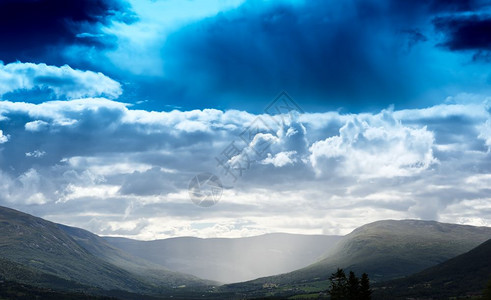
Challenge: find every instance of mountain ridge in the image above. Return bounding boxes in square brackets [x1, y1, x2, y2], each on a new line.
[0, 205, 213, 296]
[2, 204, 491, 299]
[221, 219, 491, 298]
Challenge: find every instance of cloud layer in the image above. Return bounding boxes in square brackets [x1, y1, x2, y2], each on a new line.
[1, 94, 491, 238]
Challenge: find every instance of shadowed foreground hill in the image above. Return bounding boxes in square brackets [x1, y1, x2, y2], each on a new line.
[223, 220, 491, 298]
[0, 205, 212, 296]
[104, 233, 342, 283]
[375, 238, 491, 299]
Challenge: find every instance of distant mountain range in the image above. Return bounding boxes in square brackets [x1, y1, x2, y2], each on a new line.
[104, 233, 342, 283]
[1, 205, 491, 299]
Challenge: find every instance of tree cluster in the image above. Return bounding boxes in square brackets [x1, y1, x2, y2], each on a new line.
[327, 268, 371, 300]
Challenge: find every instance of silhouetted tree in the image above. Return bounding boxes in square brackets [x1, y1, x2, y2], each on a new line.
[359, 273, 372, 300]
[328, 269, 372, 299]
[328, 268, 348, 300]
[347, 271, 360, 299]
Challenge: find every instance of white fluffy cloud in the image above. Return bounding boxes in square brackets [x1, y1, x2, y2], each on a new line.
[1, 97, 491, 238]
[0, 62, 122, 100]
[261, 151, 297, 167]
[309, 110, 437, 178]
[25, 120, 49, 132]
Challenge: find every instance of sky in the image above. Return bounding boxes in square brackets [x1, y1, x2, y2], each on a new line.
[0, 0, 491, 239]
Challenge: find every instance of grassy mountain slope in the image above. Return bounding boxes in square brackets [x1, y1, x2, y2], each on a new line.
[0, 205, 211, 295]
[104, 233, 342, 283]
[222, 220, 491, 298]
[59, 224, 213, 288]
[375, 238, 491, 299]
[0, 257, 92, 292]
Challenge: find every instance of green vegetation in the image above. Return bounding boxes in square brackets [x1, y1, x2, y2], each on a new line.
[375, 238, 491, 299]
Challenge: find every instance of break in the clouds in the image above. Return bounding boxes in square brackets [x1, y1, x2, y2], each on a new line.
[1, 91, 491, 238]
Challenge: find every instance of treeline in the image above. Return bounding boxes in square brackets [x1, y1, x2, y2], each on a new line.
[327, 268, 371, 300]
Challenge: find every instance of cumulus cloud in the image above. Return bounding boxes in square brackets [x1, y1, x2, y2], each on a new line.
[25, 120, 49, 132]
[261, 151, 297, 167]
[0, 96, 491, 238]
[0, 62, 122, 100]
[309, 110, 437, 178]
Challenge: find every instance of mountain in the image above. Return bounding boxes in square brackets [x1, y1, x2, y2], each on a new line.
[302, 220, 491, 282]
[3, 206, 490, 300]
[0, 205, 212, 296]
[375, 238, 491, 299]
[104, 233, 342, 283]
[222, 220, 491, 298]
[58, 224, 212, 288]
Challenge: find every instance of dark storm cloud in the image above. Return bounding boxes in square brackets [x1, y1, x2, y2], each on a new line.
[434, 14, 491, 53]
[162, 0, 406, 110]
[0, 0, 135, 64]
[156, 0, 491, 111]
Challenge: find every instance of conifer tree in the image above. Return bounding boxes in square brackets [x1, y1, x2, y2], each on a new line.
[328, 268, 348, 300]
[359, 273, 372, 300]
[347, 271, 360, 299]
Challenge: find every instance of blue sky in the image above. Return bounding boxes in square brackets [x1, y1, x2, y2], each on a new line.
[0, 0, 491, 239]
